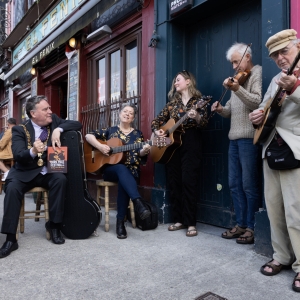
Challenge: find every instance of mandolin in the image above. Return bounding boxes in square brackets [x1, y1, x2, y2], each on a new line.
[150, 96, 212, 164]
[253, 49, 300, 145]
[84, 136, 171, 174]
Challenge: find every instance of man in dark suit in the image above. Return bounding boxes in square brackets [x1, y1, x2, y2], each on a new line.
[0, 95, 82, 258]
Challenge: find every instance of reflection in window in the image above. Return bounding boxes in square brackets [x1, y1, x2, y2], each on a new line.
[97, 58, 106, 104]
[110, 50, 120, 101]
[126, 41, 137, 98]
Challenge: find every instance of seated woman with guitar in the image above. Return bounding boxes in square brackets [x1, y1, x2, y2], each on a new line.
[151, 70, 208, 237]
[85, 103, 151, 239]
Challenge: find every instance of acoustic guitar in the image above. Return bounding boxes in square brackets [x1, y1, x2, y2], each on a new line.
[150, 96, 212, 164]
[253, 50, 300, 145]
[84, 136, 171, 174]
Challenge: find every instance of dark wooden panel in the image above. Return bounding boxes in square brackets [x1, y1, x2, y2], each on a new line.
[185, 0, 262, 226]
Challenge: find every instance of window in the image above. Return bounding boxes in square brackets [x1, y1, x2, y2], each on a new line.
[85, 32, 141, 133]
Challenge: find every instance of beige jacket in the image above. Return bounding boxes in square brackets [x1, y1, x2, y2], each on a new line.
[0, 128, 13, 159]
[259, 72, 300, 159]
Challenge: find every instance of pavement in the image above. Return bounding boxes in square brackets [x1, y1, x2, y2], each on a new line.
[0, 192, 298, 300]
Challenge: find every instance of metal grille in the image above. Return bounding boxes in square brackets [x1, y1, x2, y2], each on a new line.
[81, 93, 140, 137]
[42, 44, 66, 71]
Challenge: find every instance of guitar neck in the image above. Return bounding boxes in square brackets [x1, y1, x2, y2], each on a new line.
[167, 114, 189, 135]
[111, 140, 152, 154]
[287, 50, 300, 75]
[166, 97, 211, 135]
[270, 50, 300, 107]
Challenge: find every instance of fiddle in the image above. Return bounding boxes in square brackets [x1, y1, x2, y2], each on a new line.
[227, 69, 251, 87]
[208, 43, 252, 120]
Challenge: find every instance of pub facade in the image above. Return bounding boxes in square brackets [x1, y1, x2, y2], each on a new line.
[0, 0, 299, 255]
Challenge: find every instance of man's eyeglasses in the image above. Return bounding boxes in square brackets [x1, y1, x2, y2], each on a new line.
[270, 43, 295, 59]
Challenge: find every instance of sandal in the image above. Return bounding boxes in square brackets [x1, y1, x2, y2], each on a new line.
[168, 224, 187, 231]
[221, 225, 246, 239]
[292, 273, 300, 293]
[186, 227, 198, 237]
[260, 259, 291, 276]
[236, 228, 254, 244]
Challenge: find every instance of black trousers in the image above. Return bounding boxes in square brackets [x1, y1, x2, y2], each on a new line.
[166, 128, 202, 226]
[1, 173, 67, 235]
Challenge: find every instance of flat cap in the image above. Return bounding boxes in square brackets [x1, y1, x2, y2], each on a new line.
[266, 29, 297, 56]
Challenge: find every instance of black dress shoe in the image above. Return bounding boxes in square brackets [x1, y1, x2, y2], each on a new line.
[132, 198, 151, 220]
[45, 222, 65, 244]
[0, 241, 18, 258]
[116, 219, 127, 239]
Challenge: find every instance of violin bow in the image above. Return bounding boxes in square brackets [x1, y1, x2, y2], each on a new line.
[208, 43, 252, 121]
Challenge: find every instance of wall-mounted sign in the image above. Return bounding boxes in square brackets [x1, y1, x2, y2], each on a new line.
[31, 77, 37, 97]
[67, 50, 79, 121]
[12, 0, 88, 66]
[169, 0, 193, 18]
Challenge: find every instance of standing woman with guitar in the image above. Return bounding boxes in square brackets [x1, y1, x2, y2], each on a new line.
[85, 103, 151, 239]
[249, 29, 300, 293]
[211, 43, 262, 244]
[151, 71, 208, 237]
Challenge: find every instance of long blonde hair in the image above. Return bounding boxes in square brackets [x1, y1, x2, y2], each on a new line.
[167, 70, 202, 101]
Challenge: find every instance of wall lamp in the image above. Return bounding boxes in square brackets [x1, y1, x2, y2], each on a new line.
[30, 67, 36, 75]
[86, 25, 112, 41]
[148, 31, 160, 48]
[69, 37, 77, 49]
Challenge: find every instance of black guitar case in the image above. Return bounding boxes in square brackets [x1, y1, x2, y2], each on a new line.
[60, 131, 101, 239]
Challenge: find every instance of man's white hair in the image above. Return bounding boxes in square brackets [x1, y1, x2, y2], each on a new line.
[226, 42, 252, 61]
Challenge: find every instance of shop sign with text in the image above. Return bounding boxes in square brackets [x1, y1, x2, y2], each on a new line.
[12, 0, 87, 66]
[169, 0, 193, 18]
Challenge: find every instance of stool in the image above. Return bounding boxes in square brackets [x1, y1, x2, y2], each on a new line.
[17, 187, 50, 240]
[0, 158, 14, 194]
[96, 179, 136, 232]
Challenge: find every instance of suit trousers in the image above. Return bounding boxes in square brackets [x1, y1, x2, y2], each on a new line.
[263, 159, 300, 272]
[1, 172, 67, 235]
[166, 127, 202, 226]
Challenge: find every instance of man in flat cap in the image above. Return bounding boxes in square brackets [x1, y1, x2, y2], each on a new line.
[249, 29, 300, 293]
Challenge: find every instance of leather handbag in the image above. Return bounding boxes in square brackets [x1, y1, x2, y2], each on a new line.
[266, 134, 300, 170]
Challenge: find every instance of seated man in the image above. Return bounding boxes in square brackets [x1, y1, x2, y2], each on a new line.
[0, 118, 16, 181]
[0, 95, 82, 258]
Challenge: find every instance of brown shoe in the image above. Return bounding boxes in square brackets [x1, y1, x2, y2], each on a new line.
[221, 225, 246, 239]
[292, 273, 300, 292]
[186, 227, 197, 237]
[260, 259, 291, 276]
[168, 224, 187, 231]
[236, 228, 254, 244]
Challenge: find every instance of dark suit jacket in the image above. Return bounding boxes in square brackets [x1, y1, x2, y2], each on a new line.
[7, 114, 82, 182]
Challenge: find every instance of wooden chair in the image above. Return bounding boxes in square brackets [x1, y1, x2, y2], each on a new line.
[96, 179, 136, 232]
[0, 158, 14, 194]
[17, 187, 50, 240]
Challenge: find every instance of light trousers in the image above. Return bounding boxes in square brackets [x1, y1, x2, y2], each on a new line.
[263, 159, 300, 272]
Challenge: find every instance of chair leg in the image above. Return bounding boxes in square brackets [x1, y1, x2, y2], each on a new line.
[104, 186, 109, 232]
[16, 222, 19, 240]
[129, 200, 136, 228]
[96, 185, 101, 206]
[35, 192, 42, 222]
[43, 191, 50, 240]
[20, 198, 25, 233]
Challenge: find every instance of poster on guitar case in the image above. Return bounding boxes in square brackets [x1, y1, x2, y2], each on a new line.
[47, 147, 68, 173]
